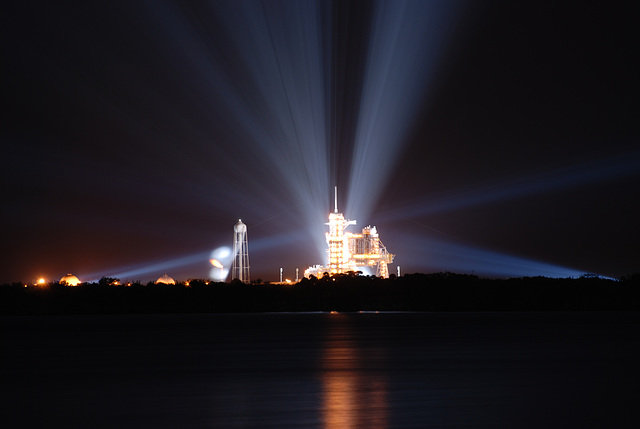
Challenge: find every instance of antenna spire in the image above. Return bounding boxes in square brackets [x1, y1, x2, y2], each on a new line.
[334, 186, 338, 213]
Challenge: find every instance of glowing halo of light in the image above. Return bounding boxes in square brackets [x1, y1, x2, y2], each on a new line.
[210, 246, 232, 262]
[208, 246, 233, 281]
[59, 274, 81, 286]
[209, 267, 230, 282]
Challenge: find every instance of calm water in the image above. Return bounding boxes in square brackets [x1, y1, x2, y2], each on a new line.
[2, 312, 638, 428]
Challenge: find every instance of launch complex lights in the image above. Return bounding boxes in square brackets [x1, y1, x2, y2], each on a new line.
[305, 187, 395, 279]
[48, 188, 394, 285]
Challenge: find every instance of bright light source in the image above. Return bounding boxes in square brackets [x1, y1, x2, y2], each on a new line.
[211, 247, 231, 260]
[209, 246, 233, 281]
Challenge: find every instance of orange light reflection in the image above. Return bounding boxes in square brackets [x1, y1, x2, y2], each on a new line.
[321, 317, 388, 428]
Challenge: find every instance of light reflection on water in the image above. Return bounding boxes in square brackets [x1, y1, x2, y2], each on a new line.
[321, 315, 388, 428]
[2, 313, 639, 428]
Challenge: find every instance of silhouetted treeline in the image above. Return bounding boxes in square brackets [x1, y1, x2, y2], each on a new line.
[2, 273, 640, 315]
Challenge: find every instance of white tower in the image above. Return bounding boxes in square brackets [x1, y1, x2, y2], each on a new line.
[232, 219, 250, 283]
[326, 187, 356, 274]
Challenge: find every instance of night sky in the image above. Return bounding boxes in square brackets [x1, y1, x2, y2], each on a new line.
[3, 1, 638, 284]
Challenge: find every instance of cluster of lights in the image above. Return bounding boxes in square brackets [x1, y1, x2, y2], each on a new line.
[307, 189, 395, 279]
[27, 274, 216, 287]
[326, 211, 356, 274]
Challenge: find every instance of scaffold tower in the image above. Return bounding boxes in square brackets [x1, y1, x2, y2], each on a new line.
[305, 187, 395, 279]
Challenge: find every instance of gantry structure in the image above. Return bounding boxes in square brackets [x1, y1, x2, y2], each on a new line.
[305, 187, 395, 279]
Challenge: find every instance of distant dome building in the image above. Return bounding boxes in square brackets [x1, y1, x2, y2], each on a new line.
[156, 274, 175, 285]
[59, 274, 81, 286]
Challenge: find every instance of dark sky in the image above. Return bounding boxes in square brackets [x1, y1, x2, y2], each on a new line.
[2, 1, 639, 283]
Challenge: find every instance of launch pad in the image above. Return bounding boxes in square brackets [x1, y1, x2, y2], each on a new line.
[305, 187, 395, 279]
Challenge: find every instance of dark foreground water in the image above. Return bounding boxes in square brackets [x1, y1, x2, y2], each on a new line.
[2, 312, 639, 428]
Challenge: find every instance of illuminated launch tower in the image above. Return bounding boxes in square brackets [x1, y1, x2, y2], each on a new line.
[348, 225, 394, 278]
[232, 219, 250, 283]
[326, 186, 356, 274]
[306, 187, 395, 279]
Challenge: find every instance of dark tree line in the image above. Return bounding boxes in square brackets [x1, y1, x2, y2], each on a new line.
[1, 272, 639, 315]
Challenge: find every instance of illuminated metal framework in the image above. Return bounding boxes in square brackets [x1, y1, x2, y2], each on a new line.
[232, 219, 250, 283]
[305, 187, 395, 279]
[326, 210, 356, 274]
[348, 225, 394, 278]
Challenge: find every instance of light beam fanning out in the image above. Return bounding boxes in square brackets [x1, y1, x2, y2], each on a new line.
[397, 234, 584, 278]
[346, 1, 460, 223]
[379, 150, 640, 222]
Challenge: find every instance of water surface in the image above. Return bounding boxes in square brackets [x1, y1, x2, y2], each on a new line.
[2, 312, 638, 427]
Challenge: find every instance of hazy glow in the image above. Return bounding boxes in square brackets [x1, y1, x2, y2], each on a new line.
[156, 274, 176, 285]
[59, 274, 81, 286]
[208, 246, 232, 281]
[209, 267, 230, 282]
[211, 246, 231, 260]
